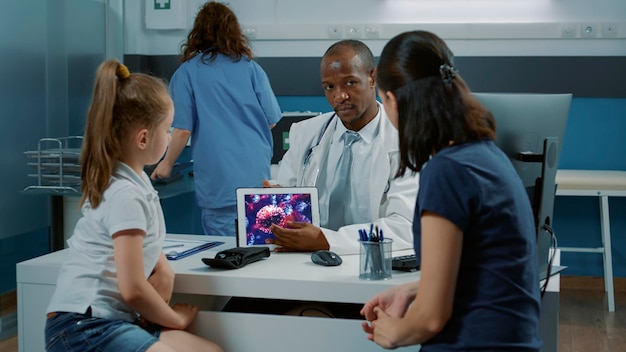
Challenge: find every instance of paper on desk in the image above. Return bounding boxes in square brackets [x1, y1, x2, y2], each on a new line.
[163, 238, 224, 260]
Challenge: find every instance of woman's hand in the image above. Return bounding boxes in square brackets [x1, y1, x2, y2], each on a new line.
[362, 307, 405, 349]
[360, 282, 417, 322]
[151, 160, 174, 180]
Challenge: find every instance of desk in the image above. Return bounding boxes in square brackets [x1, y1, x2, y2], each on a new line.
[17, 235, 560, 352]
[555, 169, 626, 312]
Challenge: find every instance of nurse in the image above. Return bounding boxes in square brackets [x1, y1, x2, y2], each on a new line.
[152, 1, 282, 237]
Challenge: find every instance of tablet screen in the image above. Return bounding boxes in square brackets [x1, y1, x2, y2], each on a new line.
[236, 187, 320, 247]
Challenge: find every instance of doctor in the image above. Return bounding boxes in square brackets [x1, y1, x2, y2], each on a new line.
[265, 40, 419, 254]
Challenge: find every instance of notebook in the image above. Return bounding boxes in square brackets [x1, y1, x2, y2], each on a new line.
[235, 187, 320, 248]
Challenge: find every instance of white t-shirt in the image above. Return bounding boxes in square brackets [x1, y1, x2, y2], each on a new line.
[46, 162, 166, 322]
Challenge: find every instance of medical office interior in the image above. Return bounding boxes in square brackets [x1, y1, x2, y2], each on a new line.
[1, 0, 626, 350]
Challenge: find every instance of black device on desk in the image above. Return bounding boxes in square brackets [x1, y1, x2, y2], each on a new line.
[202, 247, 270, 269]
[392, 254, 419, 272]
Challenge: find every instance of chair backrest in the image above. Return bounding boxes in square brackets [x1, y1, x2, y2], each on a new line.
[473, 93, 572, 279]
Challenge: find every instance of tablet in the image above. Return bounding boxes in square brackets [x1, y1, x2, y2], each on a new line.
[236, 187, 320, 247]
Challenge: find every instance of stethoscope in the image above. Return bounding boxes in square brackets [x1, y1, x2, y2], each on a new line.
[302, 114, 336, 167]
[299, 114, 336, 187]
[299, 113, 391, 193]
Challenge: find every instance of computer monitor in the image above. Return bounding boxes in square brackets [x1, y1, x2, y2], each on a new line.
[272, 111, 321, 164]
[473, 93, 572, 280]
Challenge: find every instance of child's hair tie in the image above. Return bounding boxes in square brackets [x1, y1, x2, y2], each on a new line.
[116, 64, 130, 80]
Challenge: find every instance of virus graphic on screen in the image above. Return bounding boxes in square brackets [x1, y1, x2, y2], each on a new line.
[255, 205, 285, 233]
[244, 193, 313, 245]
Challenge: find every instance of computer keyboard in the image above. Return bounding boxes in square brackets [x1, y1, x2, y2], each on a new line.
[392, 254, 419, 272]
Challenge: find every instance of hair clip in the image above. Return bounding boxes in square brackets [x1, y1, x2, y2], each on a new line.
[439, 64, 458, 84]
[116, 64, 130, 80]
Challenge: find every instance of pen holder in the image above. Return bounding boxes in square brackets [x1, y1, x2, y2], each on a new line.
[359, 239, 393, 280]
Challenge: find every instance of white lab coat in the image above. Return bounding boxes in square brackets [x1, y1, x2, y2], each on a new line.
[276, 103, 419, 254]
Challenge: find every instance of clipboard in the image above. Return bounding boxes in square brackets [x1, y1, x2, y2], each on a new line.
[163, 238, 224, 260]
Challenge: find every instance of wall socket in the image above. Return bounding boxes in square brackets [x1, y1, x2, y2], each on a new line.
[328, 25, 343, 39]
[345, 26, 362, 39]
[561, 23, 577, 38]
[242, 26, 257, 39]
[364, 25, 380, 39]
[580, 23, 597, 38]
[601, 23, 618, 37]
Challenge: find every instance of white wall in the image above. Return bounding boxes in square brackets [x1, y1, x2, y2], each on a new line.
[124, 0, 626, 57]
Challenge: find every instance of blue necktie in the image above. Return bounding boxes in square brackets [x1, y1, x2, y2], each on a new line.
[326, 131, 361, 230]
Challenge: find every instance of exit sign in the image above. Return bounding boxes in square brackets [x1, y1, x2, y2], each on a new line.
[154, 0, 171, 10]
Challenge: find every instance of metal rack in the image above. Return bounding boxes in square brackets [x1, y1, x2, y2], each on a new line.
[23, 136, 83, 193]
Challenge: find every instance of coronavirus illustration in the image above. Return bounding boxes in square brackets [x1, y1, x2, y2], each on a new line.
[245, 193, 313, 245]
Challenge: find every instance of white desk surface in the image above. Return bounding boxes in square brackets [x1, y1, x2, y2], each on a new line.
[17, 234, 420, 304]
[556, 169, 626, 196]
[16, 234, 560, 299]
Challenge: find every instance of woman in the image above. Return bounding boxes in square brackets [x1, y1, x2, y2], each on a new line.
[152, 1, 282, 237]
[360, 30, 542, 351]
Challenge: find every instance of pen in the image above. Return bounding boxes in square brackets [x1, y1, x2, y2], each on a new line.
[359, 229, 368, 242]
[163, 244, 185, 249]
[358, 228, 371, 273]
[371, 242, 383, 275]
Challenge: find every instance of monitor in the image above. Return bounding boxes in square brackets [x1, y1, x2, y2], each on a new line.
[272, 111, 321, 164]
[473, 92, 572, 280]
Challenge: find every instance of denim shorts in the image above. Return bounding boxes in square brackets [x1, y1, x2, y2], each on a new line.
[45, 309, 161, 352]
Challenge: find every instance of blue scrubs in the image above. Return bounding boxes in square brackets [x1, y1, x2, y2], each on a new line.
[169, 53, 282, 236]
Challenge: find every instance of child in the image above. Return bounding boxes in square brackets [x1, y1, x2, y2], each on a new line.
[44, 60, 223, 352]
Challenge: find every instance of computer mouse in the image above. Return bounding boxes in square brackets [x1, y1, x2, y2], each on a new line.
[311, 250, 343, 266]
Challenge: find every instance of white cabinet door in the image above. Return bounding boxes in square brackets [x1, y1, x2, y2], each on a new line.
[18, 283, 55, 352]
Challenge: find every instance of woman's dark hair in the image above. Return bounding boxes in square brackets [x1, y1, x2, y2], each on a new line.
[377, 30, 496, 176]
[181, 1, 253, 63]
